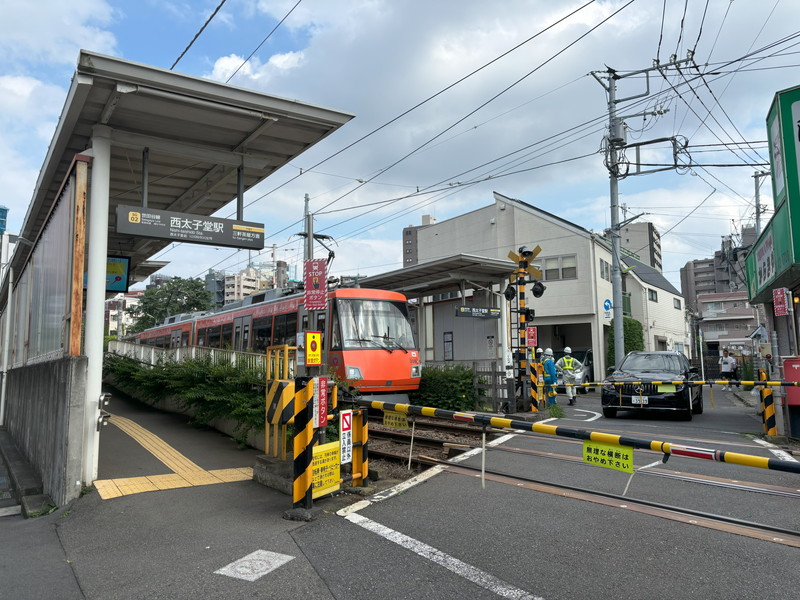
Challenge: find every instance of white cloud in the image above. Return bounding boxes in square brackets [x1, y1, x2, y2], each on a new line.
[0, 0, 117, 65]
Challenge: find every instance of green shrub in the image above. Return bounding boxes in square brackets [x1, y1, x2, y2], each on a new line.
[410, 364, 479, 411]
[103, 354, 265, 447]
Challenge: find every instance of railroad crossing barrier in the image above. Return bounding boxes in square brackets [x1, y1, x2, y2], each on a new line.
[360, 399, 800, 475]
[287, 376, 368, 511]
[759, 369, 777, 436]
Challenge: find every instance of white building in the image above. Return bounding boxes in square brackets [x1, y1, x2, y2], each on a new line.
[403, 191, 689, 375]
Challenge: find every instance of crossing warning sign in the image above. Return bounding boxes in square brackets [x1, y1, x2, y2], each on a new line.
[340, 410, 353, 464]
[305, 331, 322, 366]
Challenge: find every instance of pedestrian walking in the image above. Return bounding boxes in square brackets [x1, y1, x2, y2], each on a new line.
[719, 349, 737, 391]
[556, 346, 583, 405]
[542, 348, 558, 405]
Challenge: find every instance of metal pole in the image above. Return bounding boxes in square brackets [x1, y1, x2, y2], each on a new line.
[84, 124, 112, 484]
[141, 147, 149, 208]
[0, 266, 13, 427]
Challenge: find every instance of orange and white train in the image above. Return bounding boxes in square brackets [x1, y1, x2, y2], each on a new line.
[130, 287, 421, 399]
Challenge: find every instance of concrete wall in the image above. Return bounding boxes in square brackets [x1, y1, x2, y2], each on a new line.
[5, 357, 87, 505]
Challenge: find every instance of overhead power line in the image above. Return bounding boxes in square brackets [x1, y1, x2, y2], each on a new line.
[171, 0, 229, 70]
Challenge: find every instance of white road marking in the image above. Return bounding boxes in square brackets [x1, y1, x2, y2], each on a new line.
[344, 512, 543, 600]
[573, 409, 601, 421]
[214, 550, 294, 582]
[750, 437, 798, 462]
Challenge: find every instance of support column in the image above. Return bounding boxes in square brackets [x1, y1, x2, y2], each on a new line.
[83, 124, 112, 484]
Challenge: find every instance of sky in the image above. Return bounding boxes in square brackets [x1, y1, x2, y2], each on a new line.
[1, 0, 797, 290]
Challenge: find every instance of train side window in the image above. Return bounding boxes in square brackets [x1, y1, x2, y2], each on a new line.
[197, 328, 206, 347]
[243, 324, 250, 351]
[274, 313, 298, 345]
[316, 313, 326, 347]
[181, 332, 189, 346]
[330, 306, 342, 350]
[253, 317, 272, 351]
[208, 326, 221, 348]
[221, 323, 233, 349]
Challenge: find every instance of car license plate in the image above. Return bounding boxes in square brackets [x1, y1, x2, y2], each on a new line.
[632, 396, 648, 405]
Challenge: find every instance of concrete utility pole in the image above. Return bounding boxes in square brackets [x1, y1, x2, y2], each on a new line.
[592, 55, 693, 367]
[753, 170, 770, 236]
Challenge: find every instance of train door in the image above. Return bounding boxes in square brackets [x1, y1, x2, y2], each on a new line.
[169, 329, 182, 348]
[233, 315, 252, 351]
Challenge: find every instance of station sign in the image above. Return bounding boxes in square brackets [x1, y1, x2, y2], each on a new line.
[116, 205, 264, 249]
[455, 306, 501, 319]
[305, 331, 322, 366]
[304, 259, 328, 310]
[340, 410, 353, 464]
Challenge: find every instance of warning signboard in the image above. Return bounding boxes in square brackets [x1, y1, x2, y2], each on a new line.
[583, 440, 633, 473]
[305, 331, 322, 366]
[314, 376, 328, 429]
[340, 410, 353, 464]
[526, 326, 537, 348]
[304, 259, 328, 310]
[312, 441, 341, 499]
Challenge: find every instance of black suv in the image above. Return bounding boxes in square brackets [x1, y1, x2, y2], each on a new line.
[601, 351, 702, 419]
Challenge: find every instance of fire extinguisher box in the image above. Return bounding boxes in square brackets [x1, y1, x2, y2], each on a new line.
[782, 357, 800, 406]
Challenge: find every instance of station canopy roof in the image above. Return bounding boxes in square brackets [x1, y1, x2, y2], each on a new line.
[15, 50, 354, 287]
[359, 254, 516, 296]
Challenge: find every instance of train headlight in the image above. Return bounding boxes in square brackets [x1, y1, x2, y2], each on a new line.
[411, 364, 421, 378]
[347, 366, 363, 380]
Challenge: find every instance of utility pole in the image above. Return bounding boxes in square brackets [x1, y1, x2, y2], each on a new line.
[753, 170, 770, 236]
[592, 55, 693, 367]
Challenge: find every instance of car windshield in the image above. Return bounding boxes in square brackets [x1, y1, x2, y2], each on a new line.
[619, 353, 683, 373]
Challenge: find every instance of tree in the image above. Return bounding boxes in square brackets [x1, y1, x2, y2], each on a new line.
[127, 277, 212, 334]
[607, 317, 644, 365]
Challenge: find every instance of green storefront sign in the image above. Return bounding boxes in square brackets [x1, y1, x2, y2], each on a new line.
[747, 84, 800, 304]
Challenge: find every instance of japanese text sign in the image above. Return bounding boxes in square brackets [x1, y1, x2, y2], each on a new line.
[340, 410, 353, 464]
[583, 440, 633, 473]
[304, 259, 328, 310]
[305, 331, 322, 366]
[774, 287, 790, 316]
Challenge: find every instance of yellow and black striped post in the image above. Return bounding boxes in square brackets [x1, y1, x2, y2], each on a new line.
[292, 376, 314, 509]
[265, 379, 296, 459]
[351, 408, 368, 486]
[759, 368, 777, 436]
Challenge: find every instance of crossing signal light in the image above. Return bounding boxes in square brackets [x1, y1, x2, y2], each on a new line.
[503, 284, 516, 302]
[520, 308, 535, 321]
[531, 280, 546, 298]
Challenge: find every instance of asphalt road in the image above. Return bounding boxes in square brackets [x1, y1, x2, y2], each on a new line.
[2, 387, 799, 600]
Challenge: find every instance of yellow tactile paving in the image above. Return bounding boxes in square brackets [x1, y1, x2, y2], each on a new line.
[94, 413, 255, 500]
[209, 467, 254, 482]
[147, 473, 193, 490]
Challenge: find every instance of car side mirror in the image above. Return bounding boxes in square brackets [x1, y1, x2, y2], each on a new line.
[689, 366, 699, 374]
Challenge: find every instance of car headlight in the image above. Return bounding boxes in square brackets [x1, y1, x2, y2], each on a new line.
[411, 364, 421, 378]
[601, 381, 617, 393]
[347, 366, 363, 380]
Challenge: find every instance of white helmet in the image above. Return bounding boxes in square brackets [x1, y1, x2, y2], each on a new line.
[536, 348, 543, 354]
[564, 346, 572, 354]
[544, 348, 553, 356]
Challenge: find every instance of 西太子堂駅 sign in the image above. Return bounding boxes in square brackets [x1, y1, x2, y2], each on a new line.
[115, 205, 264, 250]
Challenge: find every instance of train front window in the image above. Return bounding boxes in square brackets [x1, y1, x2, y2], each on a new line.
[337, 299, 416, 351]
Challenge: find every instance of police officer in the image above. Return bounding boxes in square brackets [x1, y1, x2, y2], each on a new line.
[556, 346, 583, 405]
[542, 348, 558, 405]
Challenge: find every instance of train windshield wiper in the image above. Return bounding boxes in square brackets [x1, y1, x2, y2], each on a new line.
[347, 337, 393, 353]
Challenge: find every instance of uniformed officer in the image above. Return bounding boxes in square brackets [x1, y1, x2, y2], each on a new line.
[556, 346, 583, 405]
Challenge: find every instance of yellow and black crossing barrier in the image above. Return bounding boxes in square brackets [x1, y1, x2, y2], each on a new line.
[265, 379, 296, 460]
[361, 399, 800, 475]
[550, 379, 800, 390]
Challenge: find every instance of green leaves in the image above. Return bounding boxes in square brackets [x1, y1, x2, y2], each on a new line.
[410, 364, 480, 412]
[103, 355, 265, 445]
[126, 277, 212, 333]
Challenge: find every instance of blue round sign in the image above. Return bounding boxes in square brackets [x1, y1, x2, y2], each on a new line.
[603, 299, 612, 311]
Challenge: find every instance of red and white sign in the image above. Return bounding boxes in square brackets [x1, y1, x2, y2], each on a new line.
[773, 287, 790, 316]
[315, 376, 329, 428]
[304, 259, 328, 310]
[340, 410, 353, 464]
[526, 326, 538, 348]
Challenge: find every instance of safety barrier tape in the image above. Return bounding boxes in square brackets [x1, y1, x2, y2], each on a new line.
[361, 399, 800, 475]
